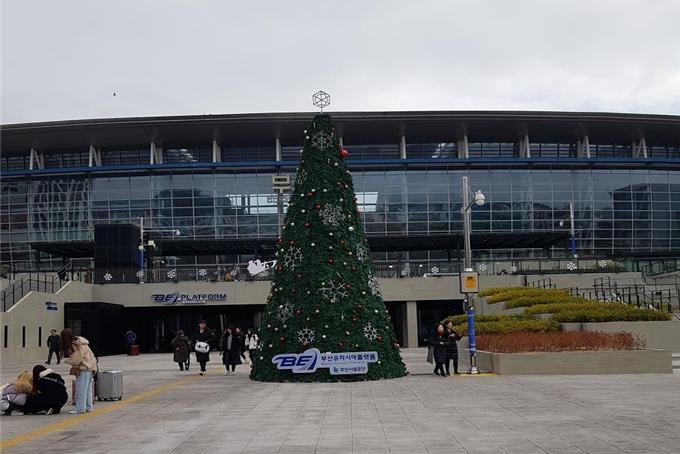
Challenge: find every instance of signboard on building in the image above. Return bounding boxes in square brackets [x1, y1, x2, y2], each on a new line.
[45, 301, 58, 311]
[459, 271, 480, 294]
[272, 348, 378, 375]
[151, 292, 226, 305]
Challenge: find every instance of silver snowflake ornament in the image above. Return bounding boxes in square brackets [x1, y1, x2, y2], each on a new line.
[295, 169, 308, 187]
[363, 322, 378, 341]
[566, 261, 577, 271]
[297, 327, 315, 344]
[478, 263, 488, 272]
[103, 272, 113, 282]
[311, 131, 333, 150]
[598, 260, 608, 268]
[276, 303, 294, 322]
[312, 90, 330, 111]
[198, 268, 207, 277]
[230, 267, 240, 277]
[319, 204, 343, 226]
[430, 266, 440, 274]
[135, 270, 144, 279]
[283, 247, 303, 270]
[510, 265, 518, 274]
[319, 280, 348, 303]
[167, 269, 177, 279]
[400, 262, 411, 277]
[368, 276, 381, 297]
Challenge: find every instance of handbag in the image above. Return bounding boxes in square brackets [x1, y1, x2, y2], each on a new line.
[69, 366, 81, 376]
[426, 345, 434, 364]
[194, 341, 210, 354]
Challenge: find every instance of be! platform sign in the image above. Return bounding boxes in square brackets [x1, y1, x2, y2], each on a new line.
[272, 348, 378, 375]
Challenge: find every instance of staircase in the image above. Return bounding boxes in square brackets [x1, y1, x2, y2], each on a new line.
[1, 273, 67, 312]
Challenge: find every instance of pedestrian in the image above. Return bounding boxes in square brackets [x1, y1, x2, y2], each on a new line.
[221, 326, 245, 375]
[0, 371, 33, 415]
[445, 321, 462, 375]
[23, 365, 68, 415]
[429, 324, 448, 377]
[171, 329, 191, 371]
[191, 320, 215, 376]
[244, 328, 258, 364]
[125, 329, 137, 355]
[61, 328, 97, 414]
[45, 329, 61, 365]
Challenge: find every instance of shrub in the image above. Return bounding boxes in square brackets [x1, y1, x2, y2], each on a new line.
[440, 313, 528, 326]
[524, 302, 604, 315]
[478, 287, 517, 297]
[452, 318, 560, 335]
[486, 288, 568, 304]
[476, 331, 645, 353]
[504, 295, 590, 309]
[551, 306, 672, 323]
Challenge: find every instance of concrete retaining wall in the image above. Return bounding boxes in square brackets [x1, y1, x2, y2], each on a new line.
[561, 321, 680, 352]
[473, 349, 672, 375]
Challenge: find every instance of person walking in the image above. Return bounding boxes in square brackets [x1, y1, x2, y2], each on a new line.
[171, 330, 191, 371]
[221, 326, 245, 375]
[445, 321, 462, 375]
[61, 328, 97, 414]
[429, 324, 448, 377]
[191, 320, 214, 376]
[125, 329, 137, 355]
[23, 365, 68, 415]
[244, 328, 258, 364]
[45, 329, 61, 365]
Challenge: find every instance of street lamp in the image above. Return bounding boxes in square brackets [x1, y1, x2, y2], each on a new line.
[558, 202, 577, 258]
[461, 177, 485, 374]
[139, 217, 180, 270]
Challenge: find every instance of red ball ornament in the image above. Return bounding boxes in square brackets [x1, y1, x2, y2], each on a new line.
[294, 308, 301, 315]
[340, 240, 346, 245]
[276, 266, 283, 272]
[345, 283, 352, 289]
[328, 257, 334, 264]
[279, 336, 285, 343]
[291, 288, 297, 294]
[351, 316, 357, 323]
[356, 304, 364, 310]
[296, 273, 303, 279]
[315, 204, 321, 210]
[288, 240, 295, 245]
[341, 149, 349, 157]
[337, 342, 344, 348]
[277, 239, 283, 244]
[307, 192, 314, 198]
[351, 266, 357, 272]
[304, 222, 310, 228]
[376, 336, 383, 343]
[336, 180, 342, 186]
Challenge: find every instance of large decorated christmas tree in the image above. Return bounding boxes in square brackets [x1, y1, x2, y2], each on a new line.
[250, 110, 407, 382]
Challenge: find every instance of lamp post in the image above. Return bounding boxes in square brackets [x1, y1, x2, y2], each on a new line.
[461, 176, 485, 374]
[138, 217, 180, 270]
[558, 202, 577, 258]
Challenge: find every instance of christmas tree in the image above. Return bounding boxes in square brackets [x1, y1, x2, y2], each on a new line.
[250, 113, 407, 382]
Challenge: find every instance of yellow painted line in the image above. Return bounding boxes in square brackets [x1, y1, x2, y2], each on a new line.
[1, 372, 207, 451]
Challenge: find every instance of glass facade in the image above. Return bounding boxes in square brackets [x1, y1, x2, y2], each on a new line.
[2, 166, 680, 270]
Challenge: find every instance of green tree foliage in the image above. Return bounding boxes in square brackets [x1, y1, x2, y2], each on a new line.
[250, 114, 407, 382]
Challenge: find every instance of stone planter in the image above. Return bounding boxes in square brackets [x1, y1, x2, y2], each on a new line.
[467, 348, 672, 375]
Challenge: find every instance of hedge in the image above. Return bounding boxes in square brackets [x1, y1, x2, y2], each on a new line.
[504, 295, 590, 309]
[524, 302, 604, 315]
[441, 313, 528, 326]
[451, 318, 560, 335]
[551, 306, 672, 323]
[486, 288, 568, 304]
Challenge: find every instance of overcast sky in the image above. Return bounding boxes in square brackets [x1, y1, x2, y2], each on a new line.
[2, 0, 680, 124]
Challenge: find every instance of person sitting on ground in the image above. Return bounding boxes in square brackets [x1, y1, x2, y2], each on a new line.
[22, 365, 68, 415]
[61, 328, 97, 414]
[430, 324, 449, 377]
[0, 371, 33, 415]
[171, 329, 191, 371]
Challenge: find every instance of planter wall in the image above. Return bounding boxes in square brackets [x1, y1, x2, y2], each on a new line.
[561, 321, 680, 352]
[468, 349, 672, 375]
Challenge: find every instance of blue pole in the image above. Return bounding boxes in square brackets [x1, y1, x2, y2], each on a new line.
[467, 304, 477, 364]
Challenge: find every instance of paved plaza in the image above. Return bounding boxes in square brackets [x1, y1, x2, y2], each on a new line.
[1, 349, 679, 453]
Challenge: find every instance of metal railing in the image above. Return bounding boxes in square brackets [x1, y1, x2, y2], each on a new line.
[641, 258, 680, 277]
[527, 277, 557, 289]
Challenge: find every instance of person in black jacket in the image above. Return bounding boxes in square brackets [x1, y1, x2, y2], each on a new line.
[429, 324, 448, 377]
[191, 320, 215, 376]
[45, 329, 61, 365]
[445, 320, 462, 375]
[222, 326, 246, 375]
[23, 365, 68, 415]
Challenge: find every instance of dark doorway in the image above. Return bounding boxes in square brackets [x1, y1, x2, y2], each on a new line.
[384, 302, 404, 346]
[417, 300, 464, 346]
[65, 302, 126, 356]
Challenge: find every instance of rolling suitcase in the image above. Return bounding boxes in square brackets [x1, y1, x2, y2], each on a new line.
[96, 370, 123, 401]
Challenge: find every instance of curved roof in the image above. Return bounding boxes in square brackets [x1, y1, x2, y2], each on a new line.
[2, 110, 679, 152]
